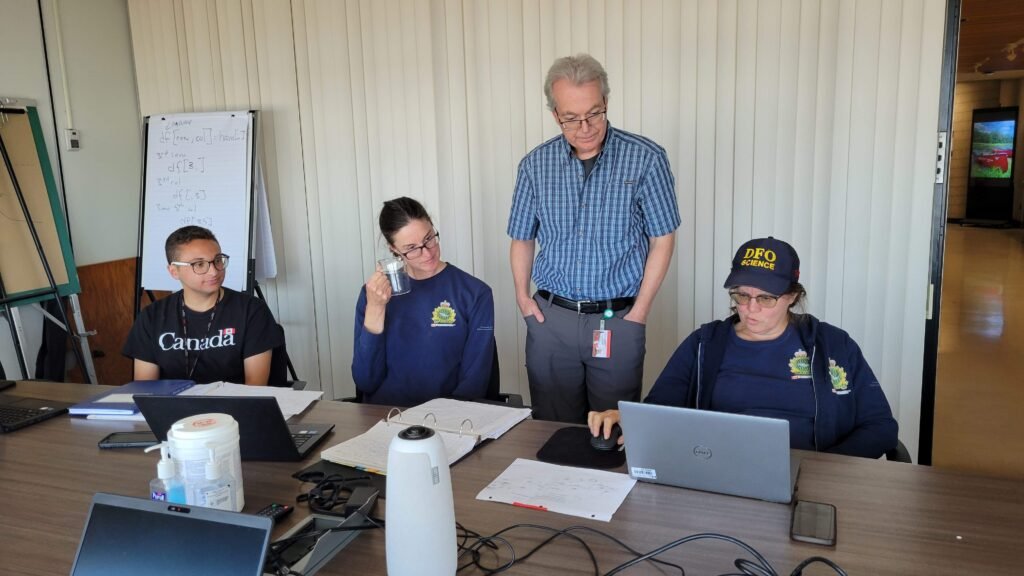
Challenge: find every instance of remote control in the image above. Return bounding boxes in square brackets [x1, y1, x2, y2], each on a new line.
[255, 503, 294, 523]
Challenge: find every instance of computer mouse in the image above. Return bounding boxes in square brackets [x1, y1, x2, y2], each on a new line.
[590, 424, 622, 451]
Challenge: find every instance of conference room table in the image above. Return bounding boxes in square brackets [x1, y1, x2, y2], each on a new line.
[1, 381, 1021, 575]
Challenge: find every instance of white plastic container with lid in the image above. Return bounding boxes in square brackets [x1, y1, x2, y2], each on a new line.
[166, 412, 244, 511]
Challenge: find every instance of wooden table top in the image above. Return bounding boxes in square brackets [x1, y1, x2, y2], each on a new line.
[2, 381, 1021, 575]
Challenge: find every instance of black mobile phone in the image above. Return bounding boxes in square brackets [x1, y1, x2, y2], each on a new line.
[98, 431, 159, 449]
[790, 500, 837, 546]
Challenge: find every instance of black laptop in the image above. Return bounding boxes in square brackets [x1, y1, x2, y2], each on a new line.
[0, 381, 74, 433]
[134, 395, 334, 461]
[70, 493, 272, 576]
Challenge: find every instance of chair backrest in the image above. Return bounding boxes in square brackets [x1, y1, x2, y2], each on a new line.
[268, 324, 297, 388]
[485, 340, 500, 401]
[885, 439, 913, 463]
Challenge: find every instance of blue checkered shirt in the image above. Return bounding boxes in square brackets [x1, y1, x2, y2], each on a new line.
[507, 124, 680, 300]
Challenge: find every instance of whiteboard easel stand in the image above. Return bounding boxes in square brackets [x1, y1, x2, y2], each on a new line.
[0, 130, 95, 384]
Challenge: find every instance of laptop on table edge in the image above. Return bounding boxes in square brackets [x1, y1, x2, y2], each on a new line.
[134, 395, 334, 461]
[70, 492, 271, 576]
[0, 381, 74, 433]
[618, 401, 801, 504]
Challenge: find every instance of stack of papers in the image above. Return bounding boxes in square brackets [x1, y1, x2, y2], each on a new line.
[83, 382, 322, 421]
[320, 398, 532, 475]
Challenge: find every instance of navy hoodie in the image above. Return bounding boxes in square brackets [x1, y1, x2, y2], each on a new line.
[645, 314, 898, 458]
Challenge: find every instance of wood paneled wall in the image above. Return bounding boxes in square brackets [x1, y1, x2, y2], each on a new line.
[70, 258, 138, 385]
[127, 0, 948, 458]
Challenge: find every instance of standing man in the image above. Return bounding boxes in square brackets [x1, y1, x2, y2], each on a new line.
[508, 54, 680, 423]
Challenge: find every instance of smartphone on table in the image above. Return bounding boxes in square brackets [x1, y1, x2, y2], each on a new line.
[790, 500, 837, 546]
[98, 431, 159, 449]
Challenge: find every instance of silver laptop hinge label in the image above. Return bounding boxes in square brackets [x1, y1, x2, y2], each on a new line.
[630, 467, 657, 480]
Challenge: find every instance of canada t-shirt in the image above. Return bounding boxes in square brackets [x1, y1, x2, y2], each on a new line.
[122, 288, 284, 384]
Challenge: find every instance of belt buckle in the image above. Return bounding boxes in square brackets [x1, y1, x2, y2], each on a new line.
[576, 300, 592, 314]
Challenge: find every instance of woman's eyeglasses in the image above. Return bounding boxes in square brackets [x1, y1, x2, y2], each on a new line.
[729, 291, 781, 308]
[399, 231, 440, 259]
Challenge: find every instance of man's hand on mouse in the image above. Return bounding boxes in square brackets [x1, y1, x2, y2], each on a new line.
[587, 409, 625, 445]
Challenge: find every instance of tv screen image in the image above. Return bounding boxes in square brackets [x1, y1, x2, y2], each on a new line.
[969, 119, 1015, 179]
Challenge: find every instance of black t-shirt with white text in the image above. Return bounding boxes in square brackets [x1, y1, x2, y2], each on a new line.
[122, 288, 284, 384]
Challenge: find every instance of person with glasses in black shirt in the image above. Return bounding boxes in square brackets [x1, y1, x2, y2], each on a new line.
[123, 226, 283, 385]
[588, 237, 898, 459]
[353, 197, 495, 406]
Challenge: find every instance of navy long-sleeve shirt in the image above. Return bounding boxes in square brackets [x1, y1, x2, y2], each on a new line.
[352, 264, 495, 406]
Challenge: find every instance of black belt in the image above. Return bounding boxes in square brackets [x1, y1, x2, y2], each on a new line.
[537, 290, 635, 314]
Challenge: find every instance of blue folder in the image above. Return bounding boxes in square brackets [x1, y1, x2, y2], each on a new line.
[69, 380, 195, 415]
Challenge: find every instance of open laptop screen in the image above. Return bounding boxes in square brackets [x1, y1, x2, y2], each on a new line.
[71, 493, 271, 576]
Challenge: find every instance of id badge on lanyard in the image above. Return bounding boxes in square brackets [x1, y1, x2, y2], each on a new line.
[592, 309, 613, 359]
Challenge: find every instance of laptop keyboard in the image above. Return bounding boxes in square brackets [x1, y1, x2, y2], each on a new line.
[0, 405, 50, 428]
[292, 431, 315, 448]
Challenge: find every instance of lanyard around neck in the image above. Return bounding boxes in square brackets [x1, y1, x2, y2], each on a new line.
[180, 291, 222, 380]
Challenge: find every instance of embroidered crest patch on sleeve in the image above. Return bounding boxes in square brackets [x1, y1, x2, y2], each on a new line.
[431, 300, 457, 327]
[789, 349, 811, 379]
[828, 359, 850, 394]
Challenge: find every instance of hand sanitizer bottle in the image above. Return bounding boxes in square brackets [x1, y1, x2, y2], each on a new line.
[192, 449, 236, 511]
[145, 442, 186, 504]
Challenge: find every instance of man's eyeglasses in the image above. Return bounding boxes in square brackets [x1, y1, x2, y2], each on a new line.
[729, 291, 781, 309]
[399, 231, 440, 259]
[556, 109, 607, 133]
[171, 254, 230, 275]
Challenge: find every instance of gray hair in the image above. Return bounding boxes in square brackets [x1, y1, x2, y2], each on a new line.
[543, 54, 610, 111]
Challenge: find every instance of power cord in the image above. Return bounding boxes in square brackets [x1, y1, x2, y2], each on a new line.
[457, 524, 847, 576]
[455, 523, 686, 575]
[604, 531, 847, 576]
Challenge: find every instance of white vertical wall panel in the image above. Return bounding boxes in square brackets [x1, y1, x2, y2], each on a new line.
[128, 0, 947, 456]
[713, 1, 737, 319]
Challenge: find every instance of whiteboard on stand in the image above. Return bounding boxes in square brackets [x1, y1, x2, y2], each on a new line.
[138, 111, 275, 293]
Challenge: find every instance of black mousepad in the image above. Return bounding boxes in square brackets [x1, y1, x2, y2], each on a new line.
[536, 426, 626, 469]
[293, 459, 387, 498]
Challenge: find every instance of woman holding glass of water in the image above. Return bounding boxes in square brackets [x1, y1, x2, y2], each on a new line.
[352, 197, 496, 406]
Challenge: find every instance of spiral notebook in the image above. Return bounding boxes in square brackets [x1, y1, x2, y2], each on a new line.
[320, 398, 531, 474]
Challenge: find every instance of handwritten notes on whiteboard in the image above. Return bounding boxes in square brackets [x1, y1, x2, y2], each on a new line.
[141, 112, 254, 291]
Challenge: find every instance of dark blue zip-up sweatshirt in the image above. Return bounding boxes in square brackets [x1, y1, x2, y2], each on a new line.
[645, 314, 898, 458]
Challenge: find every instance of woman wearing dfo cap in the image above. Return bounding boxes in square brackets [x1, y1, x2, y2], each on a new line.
[588, 237, 898, 458]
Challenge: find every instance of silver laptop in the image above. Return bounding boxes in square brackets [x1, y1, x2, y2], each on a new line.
[70, 493, 272, 576]
[619, 401, 801, 503]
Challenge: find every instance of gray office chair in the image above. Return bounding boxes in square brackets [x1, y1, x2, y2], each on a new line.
[885, 439, 912, 463]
